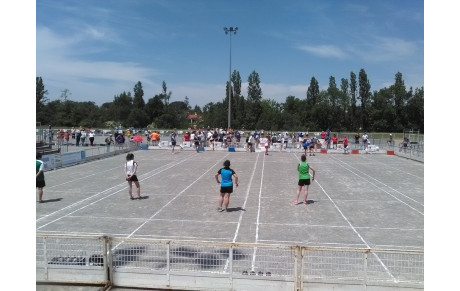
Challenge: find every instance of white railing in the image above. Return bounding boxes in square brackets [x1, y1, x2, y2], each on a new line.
[36, 234, 424, 290]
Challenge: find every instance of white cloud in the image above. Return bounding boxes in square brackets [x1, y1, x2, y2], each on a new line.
[298, 45, 348, 59]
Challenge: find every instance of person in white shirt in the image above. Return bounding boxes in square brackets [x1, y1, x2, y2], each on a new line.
[80, 129, 87, 145]
[88, 131, 95, 146]
[124, 153, 143, 200]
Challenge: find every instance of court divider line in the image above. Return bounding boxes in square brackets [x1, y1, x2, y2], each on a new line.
[251, 152, 266, 271]
[221, 152, 261, 272]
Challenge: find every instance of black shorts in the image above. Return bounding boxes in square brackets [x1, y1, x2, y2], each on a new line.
[220, 186, 233, 194]
[194, 141, 199, 145]
[298, 179, 310, 186]
[171, 141, 177, 146]
[127, 175, 138, 182]
[36, 180, 46, 188]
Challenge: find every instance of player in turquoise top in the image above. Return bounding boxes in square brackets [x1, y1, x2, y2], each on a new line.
[215, 160, 239, 212]
[294, 154, 315, 205]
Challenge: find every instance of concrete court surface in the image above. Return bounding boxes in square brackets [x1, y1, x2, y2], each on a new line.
[36, 148, 424, 251]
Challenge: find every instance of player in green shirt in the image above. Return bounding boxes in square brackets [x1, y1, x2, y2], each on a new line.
[293, 154, 315, 205]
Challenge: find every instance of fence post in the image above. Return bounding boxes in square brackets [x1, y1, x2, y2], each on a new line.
[364, 249, 369, 289]
[101, 236, 110, 285]
[43, 236, 49, 280]
[294, 246, 303, 290]
[105, 236, 113, 287]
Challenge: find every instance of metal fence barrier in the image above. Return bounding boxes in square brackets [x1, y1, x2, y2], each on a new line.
[36, 234, 424, 290]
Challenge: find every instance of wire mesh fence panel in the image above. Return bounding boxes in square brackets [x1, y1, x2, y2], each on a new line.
[232, 245, 295, 278]
[367, 250, 424, 285]
[168, 241, 230, 273]
[303, 248, 366, 283]
[37, 235, 424, 289]
[111, 239, 168, 270]
[37, 235, 105, 268]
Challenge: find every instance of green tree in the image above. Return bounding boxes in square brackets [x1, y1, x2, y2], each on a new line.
[245, 70, 263, 129]
[340, 78, 350, 130]
[231, 70, 244, 129]
[391, 72, 407, 130]
[161, 81, 172, 107]
[256, 99, 281, 130]
[133, 81, 145, 109]
[370, 87, 395, 131]
[358, 69, 371, 130]
[145, 95, 165, 125]
[112, 92, 133, 127]
[282, 96, 305, 130]
[131, 81, 149, 127]
[306, 77, 319, 108]
[405, 87, 424, 131]
[349, 71, 358, 130]
[36, 77, 49, 123]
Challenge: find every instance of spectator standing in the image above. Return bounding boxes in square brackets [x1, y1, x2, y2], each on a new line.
[170, 131, 178, 153]
[80, 129, 87, 146]
[354, 133, 360, 148]
[302, 137, 311, 156]
[293, 154, 316, 205]
[36, 152, 46, 203]
[88, 130, 95, 146]
[362, 132, 369, 152]
[235, 131, 241, 146]
[264, 134, 271, 155]
[343, 135, 349, 154]
[388, 134, 394, 146]
[215, 160, 239, 212]
[193, 133, 200, 152]
[64, 130, 70, 144]
[75, 126, 82, 146]
[105, 134, 114, 152]
[116, 132, 125, 146]
[247, 134, 254, 152]
[332, 134, 338, 149]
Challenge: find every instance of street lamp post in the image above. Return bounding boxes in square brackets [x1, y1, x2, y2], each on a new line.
[223, 26, 238, 130]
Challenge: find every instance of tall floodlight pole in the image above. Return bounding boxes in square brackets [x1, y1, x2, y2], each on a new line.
[223, 26, 238, 130]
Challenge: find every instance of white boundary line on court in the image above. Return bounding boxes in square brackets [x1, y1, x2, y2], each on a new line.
[232, 152, 260, 242]
[222, 152, 261, 272]
[328, 155, 424, 214]
[251, 152, 266, 271]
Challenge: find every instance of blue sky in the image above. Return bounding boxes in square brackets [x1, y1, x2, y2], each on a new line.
[36, 0, 424, 108]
